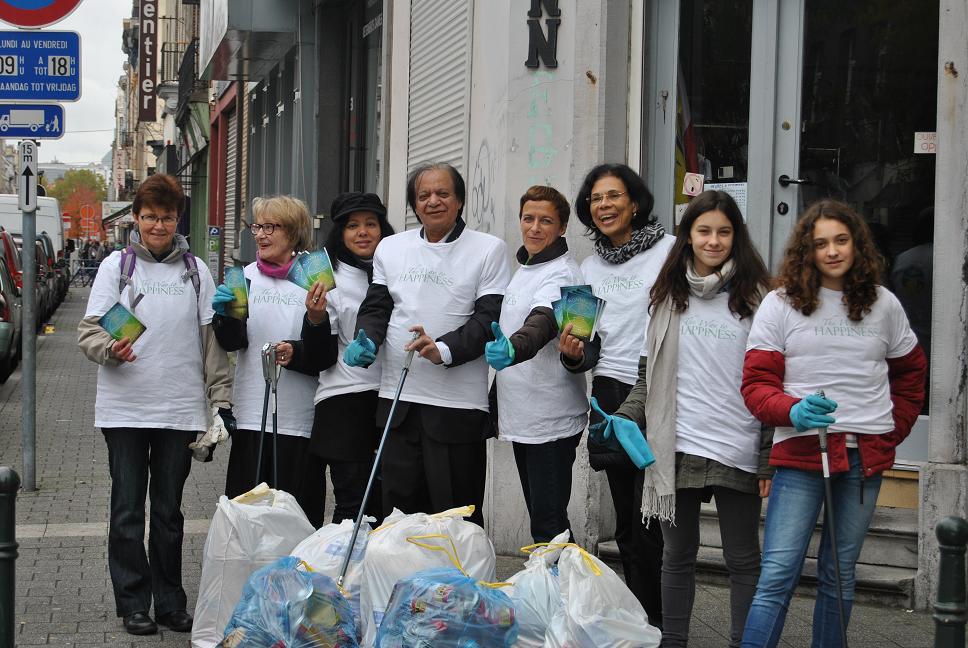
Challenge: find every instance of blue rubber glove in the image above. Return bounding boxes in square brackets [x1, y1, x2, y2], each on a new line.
[485, 322, 516, 371]
[212, 284, 235, 315]
[589, 397, 656, 469]
[789, 394, 838, 432]
[344, 329, 377, 367]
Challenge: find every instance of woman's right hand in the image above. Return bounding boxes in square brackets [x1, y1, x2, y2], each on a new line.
[274, 342, 293, 366]
[212, 283, 235, 315]
[558, 323, 585, 361]
[109, 336, 137, 363]
[305, 281, 328, 325]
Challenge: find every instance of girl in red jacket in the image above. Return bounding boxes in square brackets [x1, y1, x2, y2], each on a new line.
[740, 200, 926, 648]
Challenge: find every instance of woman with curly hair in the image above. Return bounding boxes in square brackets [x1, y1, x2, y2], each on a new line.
[740, 200, 927, 647]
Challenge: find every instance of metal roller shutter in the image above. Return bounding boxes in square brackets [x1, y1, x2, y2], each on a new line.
[405, 0, 474, 230]
[224, 107, 239, 270]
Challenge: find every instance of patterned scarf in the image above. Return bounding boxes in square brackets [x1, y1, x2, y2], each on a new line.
[594, 221, 667, 264]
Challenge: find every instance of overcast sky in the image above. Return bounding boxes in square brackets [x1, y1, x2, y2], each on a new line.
[2, 0, 132, 164]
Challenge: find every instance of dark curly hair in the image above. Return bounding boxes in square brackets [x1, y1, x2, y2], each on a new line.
[649, 190, 770, 319]
[574, 163, 656, 243]
[778, 199, 883, 322]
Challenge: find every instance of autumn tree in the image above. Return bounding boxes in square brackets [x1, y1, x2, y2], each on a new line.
[47, 170, 108, 240]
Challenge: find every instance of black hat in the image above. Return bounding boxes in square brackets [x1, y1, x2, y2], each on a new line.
[330, 192, 387, 222]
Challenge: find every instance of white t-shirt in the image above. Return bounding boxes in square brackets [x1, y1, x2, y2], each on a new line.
[747, 286, 918, 444]
[314, 263, 383, 403]
[372, 227, 509, 411]
[580, 235, 676, 384]
[85, 249, 215, 431]
[496, 251, 588, 443]
[674, 292, 759, 473]
[231, 264, 316, 438]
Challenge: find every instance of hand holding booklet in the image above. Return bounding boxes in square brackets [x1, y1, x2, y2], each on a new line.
[287, 248, 337, 291]
[552, 284, 605, 342]
[98, 302, 147, 344]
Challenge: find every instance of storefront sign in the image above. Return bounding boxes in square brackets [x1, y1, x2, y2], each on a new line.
[914, 131, 936, 154]
[138, 0, 158, 122]
[525, 0, 559, 69]
[682, 172, 704, 196]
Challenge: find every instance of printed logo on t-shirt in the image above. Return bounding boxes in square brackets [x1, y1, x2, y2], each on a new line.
[681, 315, 738, 340]
[251, 288, 303, 306]
[140, 279, 186, 296]
[814, 316, 880, 338]
[598, 274, 645, 294]
[504, 292, 519, 306]
[398, 265, 455, 286]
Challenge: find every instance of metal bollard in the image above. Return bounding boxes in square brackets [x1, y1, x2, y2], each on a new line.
[934, 516, 968, 648]
[0, 466, 20, 648]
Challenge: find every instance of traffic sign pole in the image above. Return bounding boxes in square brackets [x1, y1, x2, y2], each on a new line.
[18, 141, 37, 492]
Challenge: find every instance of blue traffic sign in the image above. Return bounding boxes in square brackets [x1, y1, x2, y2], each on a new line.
[0, 30, 80, 101]
[0, 102, 63, 138]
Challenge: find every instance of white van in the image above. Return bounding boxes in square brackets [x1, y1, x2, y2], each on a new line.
[0, 194, 65, 256]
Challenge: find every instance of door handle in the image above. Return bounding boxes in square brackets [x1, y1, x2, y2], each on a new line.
[778, 174, 814, 188]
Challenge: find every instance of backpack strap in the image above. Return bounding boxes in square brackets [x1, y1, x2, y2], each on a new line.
[118, 246, 145, 308]
[181, 253, 201, 299]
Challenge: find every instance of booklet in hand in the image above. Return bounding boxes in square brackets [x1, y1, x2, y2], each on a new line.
[223, 266, 248, 319]
[287, 248, 337, 292]
[556, 284, 605, 342]
[98, 302, 147, 344]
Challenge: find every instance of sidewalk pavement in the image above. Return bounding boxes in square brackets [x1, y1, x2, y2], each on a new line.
[0, 287, 938, 647]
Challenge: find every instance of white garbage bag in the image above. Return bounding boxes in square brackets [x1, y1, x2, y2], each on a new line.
[359, 506, 496, 647]
[290, 517, 374, 632]
[551, 545, 661, 648]
[190, 484, 315, 648]
[505, 530, 569, 648]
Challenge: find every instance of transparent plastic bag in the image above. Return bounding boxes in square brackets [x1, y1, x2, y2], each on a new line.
[374, 567, 517, 648]
[221, 556, 359, 648]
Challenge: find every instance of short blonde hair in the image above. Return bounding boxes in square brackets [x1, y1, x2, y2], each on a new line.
[251, 195, 314, 251]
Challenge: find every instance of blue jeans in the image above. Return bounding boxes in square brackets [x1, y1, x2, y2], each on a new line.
[741, 449, 881, 648]
[102, 427, 196, 617]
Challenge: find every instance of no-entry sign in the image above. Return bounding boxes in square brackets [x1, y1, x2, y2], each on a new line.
[0, 0, 83, 29]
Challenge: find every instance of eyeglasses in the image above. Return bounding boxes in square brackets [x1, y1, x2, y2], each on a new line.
[140, 215, 178, 226]
[249, 223, 281, 235]
[587, 190, 627, 206]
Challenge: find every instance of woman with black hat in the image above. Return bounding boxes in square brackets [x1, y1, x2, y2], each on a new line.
[275, 192, 395, 523]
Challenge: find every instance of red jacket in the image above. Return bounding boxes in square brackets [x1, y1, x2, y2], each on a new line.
[741, 346, 927, 477]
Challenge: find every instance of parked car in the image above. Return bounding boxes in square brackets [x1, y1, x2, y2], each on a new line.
[0, 228, 22, 293]
[37, 232, 66, 307]
[0, 243, 22, 381]
[12, 234, 52, 328]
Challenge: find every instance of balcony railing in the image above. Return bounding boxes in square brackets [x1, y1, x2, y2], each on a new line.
[161, 42, 185, 84]
[177, 37, 205, 118]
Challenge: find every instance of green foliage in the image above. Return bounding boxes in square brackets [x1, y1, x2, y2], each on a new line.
[48, 169, 107, 205]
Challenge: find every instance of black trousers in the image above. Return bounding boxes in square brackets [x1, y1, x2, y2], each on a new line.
[592, 378, 664, 628]
[512, 433, 582, 543]
[224, 429, 326, 528]
[381, 403, 487, 527]
[101, 427, 195, 618]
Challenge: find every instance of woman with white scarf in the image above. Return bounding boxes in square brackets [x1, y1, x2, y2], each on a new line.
[604, 190, 773, 647]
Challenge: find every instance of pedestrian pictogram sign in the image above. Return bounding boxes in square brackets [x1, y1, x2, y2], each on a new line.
[0, 0, 83, 29]
[0, 30, 81, 101]
[0, 102, 63, 138]
[18, 139, 38, 213]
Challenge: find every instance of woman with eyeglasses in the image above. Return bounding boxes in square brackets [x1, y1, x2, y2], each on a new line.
[211, 195, 327, 526]
[558, 163, 675, 627]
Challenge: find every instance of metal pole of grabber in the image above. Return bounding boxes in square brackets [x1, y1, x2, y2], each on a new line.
[254, 343, 275, 487]
[337, 332, 419, 589]
[816, 389, 849, 647]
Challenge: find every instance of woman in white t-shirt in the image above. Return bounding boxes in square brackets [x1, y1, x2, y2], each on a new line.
[211, 196, 325, 526]
[600, 190, 772, 647]
[557, 163, 675, 626]
[740, 200, 927, 647]
[484, 185, 588, 543]
[275, 192, 395, 524]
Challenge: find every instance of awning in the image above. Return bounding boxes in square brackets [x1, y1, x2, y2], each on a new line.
[102, 203, 133, 226]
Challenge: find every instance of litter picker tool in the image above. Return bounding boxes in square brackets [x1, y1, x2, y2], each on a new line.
[255, 343, 282, 488]
[337, 331, 420, 590]
[816, 389, 849, 647]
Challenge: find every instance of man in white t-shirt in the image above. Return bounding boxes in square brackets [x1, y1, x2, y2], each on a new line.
[347, 162, 509, 527]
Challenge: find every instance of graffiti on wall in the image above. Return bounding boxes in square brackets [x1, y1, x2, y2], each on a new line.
[469, 138, 497, 233]
[526, 70, 560, 187]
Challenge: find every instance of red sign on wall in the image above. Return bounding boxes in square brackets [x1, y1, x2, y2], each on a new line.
[137, 0, 158, 123]
[0, 0, 83, 29]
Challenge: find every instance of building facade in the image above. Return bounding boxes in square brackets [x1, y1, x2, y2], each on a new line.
[195, 0, 966, 608]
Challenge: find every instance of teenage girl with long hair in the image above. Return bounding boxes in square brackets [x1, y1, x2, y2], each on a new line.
[604, 190, 773, 647]
[740, 199, 926, 647]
